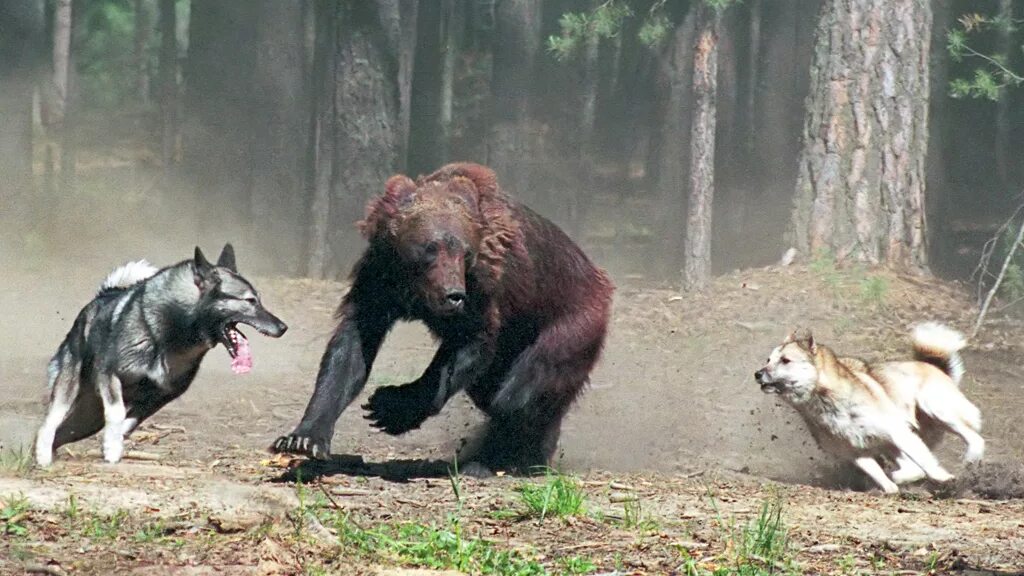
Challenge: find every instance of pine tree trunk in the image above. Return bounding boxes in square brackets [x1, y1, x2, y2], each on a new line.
[249, 0, 309, 275]
[51, 0, 73, 196]
[486, 0, 542, 202]
[683, 4, 721, 292]
[158, 0, 176, 183]
[133, 0, 150, 104]
[789, 0, 931, 270]
[926, 0, 952, 272]
[407, 3, 444, 175]
[58, 0, 77, 195]
[994, 0, 1012, 189]
[0, 0, 45, 207]
[306, 0, 402, 278]
[653, 8, 697, 277]
[438, 0, 463, 166]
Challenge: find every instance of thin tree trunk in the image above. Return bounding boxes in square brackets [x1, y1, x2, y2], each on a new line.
[0, 0, 45, 208]
[408, 3, 444, 175]
[789, 0, 931, 270]
[158, 0, 176, 182]
[133, 0, 150, 105]
[395, 0, 419, 170]
[58, 0, 77, 195]
[683, 4, 721, 292]
[995, 0, 1012, 188]
[438, 0, 462, 166]
[743, 0, 760, 153]
[926, 0, 952, 272]
[52, 0, 71, 125]
[50, 0, 72, 197]
[306, 0, 336, 279]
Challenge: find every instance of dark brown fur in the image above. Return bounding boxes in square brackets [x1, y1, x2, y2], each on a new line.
[274, 163, 614, 475]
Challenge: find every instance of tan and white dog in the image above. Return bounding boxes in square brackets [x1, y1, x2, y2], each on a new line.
[754, 323, 984, 494]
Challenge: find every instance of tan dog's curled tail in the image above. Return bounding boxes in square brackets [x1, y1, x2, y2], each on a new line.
[912, 322, 967, 386]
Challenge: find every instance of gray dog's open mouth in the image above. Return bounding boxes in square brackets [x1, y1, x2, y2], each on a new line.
[220, 324, 248, 358]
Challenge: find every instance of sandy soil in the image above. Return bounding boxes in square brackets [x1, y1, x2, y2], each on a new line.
[2, 233, 1024, 574]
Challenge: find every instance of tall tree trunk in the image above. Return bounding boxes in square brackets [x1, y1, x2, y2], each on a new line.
[133, 0, 151, 105]
[249, 0, 309, 275]
[395, 0, 418, 172]
[743, 0, 760, 153]
[184, 1, 309, 274]
[407, 3, 444, 175]
[789, 0, 931, 270]
[438, 0, 463, 166]
[306, 0, 402, 278]
[926, 0, 952, 273]
[994, 0, 1013, 189]
[51, 0, 72, 196]
[0, 0, 45, 210]
[58, 0, 77, 195]
[653, 8, 697, 277]
[158, 0, 176, 183]
[486, 0, 542, 203]
[683, 4, 721, 292]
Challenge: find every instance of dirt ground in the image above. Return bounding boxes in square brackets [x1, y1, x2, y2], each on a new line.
[2, 216, 1024, 574]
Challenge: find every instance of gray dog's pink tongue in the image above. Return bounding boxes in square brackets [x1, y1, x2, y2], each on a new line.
[231, 331, 252, 375]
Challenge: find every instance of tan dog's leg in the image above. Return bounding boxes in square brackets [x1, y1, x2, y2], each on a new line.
[855, 457, 899, 494]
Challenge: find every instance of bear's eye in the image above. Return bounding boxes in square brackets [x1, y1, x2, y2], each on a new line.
[421, 242, 439, 261]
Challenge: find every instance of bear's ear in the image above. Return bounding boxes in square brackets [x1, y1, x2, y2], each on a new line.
[385, 174, 418, 208]
[425, 163, 498, 197]
[360, 174, 417, 239]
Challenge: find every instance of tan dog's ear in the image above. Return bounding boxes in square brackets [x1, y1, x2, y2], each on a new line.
[806, 331, 816, 353]
[783, 330, 798, 344]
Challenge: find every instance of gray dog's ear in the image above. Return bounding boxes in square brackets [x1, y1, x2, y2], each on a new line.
[217, 243, 237, 272]
[194, 246, 217, 289]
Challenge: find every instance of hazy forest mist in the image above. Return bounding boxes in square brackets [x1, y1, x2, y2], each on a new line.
[1, 0, 1021, 286]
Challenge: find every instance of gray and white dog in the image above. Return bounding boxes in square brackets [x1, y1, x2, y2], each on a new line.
[35, 244, 287, 467]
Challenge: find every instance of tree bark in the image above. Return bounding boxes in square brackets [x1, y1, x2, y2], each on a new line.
[683, 4, 721, 292]
[486, 0, 543, 203]
[57, 0, 77, 195]
[438, 0, 463, 166]
[789, 0, 932, 270]
[653, 8, 697, 277]
[306, 0, 402, 278]
[184, 1, 309, 274]
[407, 3, 444, 175]
[994, 0, 1012, 189]
[133, 0, 151, 105]
[926, 0, 952, 273]
[50, 0, 72, 196]
[0, 0, 45, 208]
[158, 0, 176, 182]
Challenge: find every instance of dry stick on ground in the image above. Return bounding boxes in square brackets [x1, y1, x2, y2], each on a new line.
[972, 206, 1024, 339]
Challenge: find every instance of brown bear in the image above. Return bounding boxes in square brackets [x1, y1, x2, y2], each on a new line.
[273, 162, 613, 476]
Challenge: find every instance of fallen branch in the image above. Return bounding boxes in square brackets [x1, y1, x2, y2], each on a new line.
[24, 565, 66, 576]
[84, 449, 162, 462]
[972, 207, 1024, 339]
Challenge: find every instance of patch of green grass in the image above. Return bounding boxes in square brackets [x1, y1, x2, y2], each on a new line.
[681, 492, 798, 576]
[858, 275, 889, 306]
[516, 469, 586, 521]
[1, 493, 30, 537]
[558, 554, 598, 574]
[326, 512, 546, 575]
[0, 446, 33, 474]
[620, 496, 659, 532]
[133, 519, 169, 543]
[63, 494, 80, 522]
[83, 509, 129, 540]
